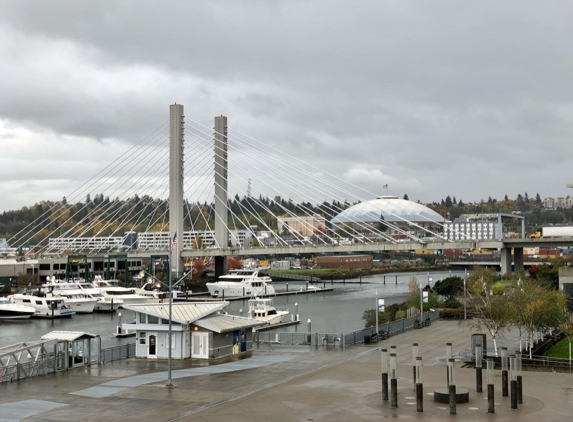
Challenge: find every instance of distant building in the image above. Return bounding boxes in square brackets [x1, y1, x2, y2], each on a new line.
[48, 236, 123, 251]
[277, 214, 326, 237]
[443, 213, 500, 240]
[315, 255, 373, 269]
[543, 196, 573, 210]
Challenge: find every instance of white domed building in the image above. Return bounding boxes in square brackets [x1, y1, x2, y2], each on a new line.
[330, 196, 445, 239]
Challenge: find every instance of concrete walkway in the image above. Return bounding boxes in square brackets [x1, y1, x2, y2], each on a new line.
[0, 320, 571, 421]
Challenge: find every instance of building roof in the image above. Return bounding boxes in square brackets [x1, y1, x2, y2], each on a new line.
[41, 331, 98, 341]
[194, 314, 266, 333]
[331, 196, 445, 224]
[123, 302, 228, 324]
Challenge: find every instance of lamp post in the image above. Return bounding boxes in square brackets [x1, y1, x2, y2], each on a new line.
[464, 269, 467, 320]
[375, 288, 379, 340]
[139, 268, 189, 387]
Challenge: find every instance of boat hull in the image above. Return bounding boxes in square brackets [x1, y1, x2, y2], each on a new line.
[261, 312, 289, 325]
[206, 283, 275, 298]
[32, 308, 75, 318]
[0, 311, 35, 320]
[63, 299, 98, 314]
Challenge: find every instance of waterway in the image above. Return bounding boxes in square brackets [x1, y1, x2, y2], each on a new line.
[0, 270, 464, 349]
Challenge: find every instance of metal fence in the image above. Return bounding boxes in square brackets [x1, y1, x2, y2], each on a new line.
[0, 356, 57, 384]
[254, 310, 441, 347]
[100, 343, 136, 363]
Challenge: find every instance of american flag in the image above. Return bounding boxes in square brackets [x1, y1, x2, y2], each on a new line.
[383, 184, 388, 188]
[170, 232, 177, 255]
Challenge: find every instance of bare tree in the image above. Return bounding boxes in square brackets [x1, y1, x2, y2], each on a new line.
[509, 278, 568, 358]
[465, 268, 513, 356]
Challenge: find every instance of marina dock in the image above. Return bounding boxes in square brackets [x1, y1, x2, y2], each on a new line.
[175, 286, 334, 302]
[254, 319, 301, 331]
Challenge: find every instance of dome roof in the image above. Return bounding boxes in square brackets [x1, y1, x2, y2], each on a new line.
[331, 196, 445, 224]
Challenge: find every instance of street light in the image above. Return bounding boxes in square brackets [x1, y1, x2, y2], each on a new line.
[464, 269, 467, 320]
[138, 268, 190, 387]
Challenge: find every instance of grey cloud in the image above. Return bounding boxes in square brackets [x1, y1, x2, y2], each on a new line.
[0, 0, 572, 211]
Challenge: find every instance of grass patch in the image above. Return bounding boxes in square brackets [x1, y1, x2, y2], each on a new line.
[544, 337, 573, 359]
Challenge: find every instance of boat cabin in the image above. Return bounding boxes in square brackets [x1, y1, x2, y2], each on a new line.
[123, 302, 265, 360]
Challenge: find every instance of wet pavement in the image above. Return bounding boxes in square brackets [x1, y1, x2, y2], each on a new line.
[1, 320, 571, 421]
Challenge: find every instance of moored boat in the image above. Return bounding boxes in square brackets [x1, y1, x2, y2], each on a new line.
[0, 297, 36, 319]
[206, 270, 275, 298]
[248, 298, 289, 325]
[8, 294, 75, 318]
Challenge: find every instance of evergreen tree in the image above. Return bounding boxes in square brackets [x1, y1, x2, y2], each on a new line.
[61, 196, 67, 205]
[86, 194, 91, 204]
[504, 194, 508, 201]
[535, 193, 542, 205]
[403, 194, 409, 200]
[445, 196, 453, 207]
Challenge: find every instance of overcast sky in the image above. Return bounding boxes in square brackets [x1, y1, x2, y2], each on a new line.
[1, 1, 572, 213]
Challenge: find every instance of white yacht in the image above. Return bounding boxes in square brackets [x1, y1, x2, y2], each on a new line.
[76, 281, 125, 312]
[92, 277, 155, 306]
[39, 278, 98, 313]
[8, 294, 75, 318]
[206, 270, 275, 298]
[52, 291, 97, 314]
[0, 297, 36, 319]
[248, 298, 289, 325]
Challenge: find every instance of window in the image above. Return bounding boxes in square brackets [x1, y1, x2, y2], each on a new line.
[139, 332, 146, 345]
[148, 315, 159, 324]
[36, 300, 43, 305]
[139, 313, 146, 323]
[39, 264, 51, 270]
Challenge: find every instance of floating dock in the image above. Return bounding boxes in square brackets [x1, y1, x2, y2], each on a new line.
[175, 287, 333, 302]
[255, 319, 301, 331]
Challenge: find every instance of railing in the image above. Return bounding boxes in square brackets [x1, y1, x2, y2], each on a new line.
[1, 355, 57, 384]
[100, 343, 136, 363]
[254, 310, 441, 347]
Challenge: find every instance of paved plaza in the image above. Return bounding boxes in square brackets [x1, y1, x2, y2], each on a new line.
[1, 320, 572, 421]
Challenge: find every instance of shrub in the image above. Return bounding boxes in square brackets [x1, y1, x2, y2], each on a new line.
[442, 308, 463, 319]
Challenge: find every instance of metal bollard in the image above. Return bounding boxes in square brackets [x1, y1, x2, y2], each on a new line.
[381, 348, 389, 401]
[449, 384, 456, 415]
[487, 359, 495, 414]
[390, 353, 397, 407]
[415, 357, 423, 413]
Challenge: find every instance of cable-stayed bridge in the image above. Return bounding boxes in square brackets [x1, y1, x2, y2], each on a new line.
[7, 104, 569, 278]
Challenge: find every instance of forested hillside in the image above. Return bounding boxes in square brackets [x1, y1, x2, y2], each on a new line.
[2, 191, 572, 246]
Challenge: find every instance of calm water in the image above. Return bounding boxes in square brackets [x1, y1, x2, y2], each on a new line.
[0, 270, 464, 348]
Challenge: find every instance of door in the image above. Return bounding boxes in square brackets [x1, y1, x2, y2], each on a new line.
[192, 332, 209, 359]
[149, 334, 157, 357]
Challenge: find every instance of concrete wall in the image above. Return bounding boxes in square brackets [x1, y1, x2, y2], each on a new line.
[558, 266, 573, 296]
[127, 323, 190, 359]
[209, 330, 254, 359]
